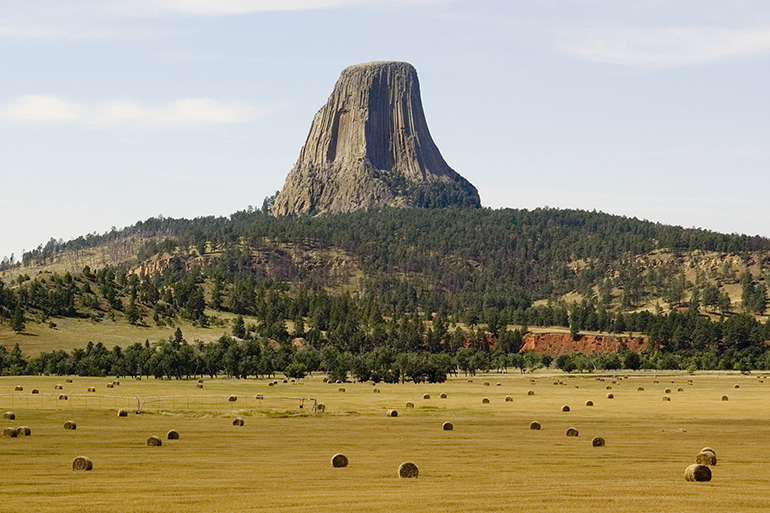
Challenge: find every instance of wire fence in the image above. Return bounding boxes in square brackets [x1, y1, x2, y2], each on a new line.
[0, 393, 320, 413]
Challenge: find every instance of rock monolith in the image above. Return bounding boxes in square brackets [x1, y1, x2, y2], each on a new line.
[272, 61, 479, 215]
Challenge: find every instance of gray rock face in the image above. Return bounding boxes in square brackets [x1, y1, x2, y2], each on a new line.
[272, 61, 480, 216]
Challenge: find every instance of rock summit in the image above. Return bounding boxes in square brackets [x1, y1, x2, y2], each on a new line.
[272, 61, 480, 215]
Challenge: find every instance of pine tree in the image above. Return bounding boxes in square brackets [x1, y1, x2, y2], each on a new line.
[10, 303, 25, 333]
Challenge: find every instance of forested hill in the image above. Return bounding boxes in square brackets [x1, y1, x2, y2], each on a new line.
[9, 206, 770, 314]
[3, 205, 770, 376]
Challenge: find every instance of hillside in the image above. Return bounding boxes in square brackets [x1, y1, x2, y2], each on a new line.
[1, 206, 770, 374]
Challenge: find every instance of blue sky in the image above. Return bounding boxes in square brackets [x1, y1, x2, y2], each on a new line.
[2, 1, 770, 260]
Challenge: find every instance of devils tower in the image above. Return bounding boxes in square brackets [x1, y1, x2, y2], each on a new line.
[271, 61, 480, 216]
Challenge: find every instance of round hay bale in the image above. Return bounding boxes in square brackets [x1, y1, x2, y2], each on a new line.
[373, 388, 380, 393]
[197, 378, 204, 383]
[146, 435, 163, 446]
[505, 396, 513, 402]
[405, 401, 414, 408]
[574, 385, 580, 389]
[228, 395, 237, 402]
[87, 387, 96, 392]
[335, 380, 341, 384]
[439, 392, 447, 399]
[254, 394, 263, 400]
[31, 389, 39, 394]
[721, 395, 729, 401]
[386, 410, 398, 417]
[3, 427, 17, 438]
[677, 387, 684, 392]
[196, 384, 203, 389]
[483, 381, 490, 386]
[283, 379, 288, 383]
[585, 400, 594, 406]
[58, 395, 68, 400]
[496, 382, 502, 386]
[637, 386, 645, 391]
[734, 384, 740, 389]
[117, 409, 128, 417]
[113, 381, 120, 385]
[696, 451, 717, 466]
[106, 383, 114, 388]
[481, 397, 490, 404]
[3, 411, 15, 420]
[338, 388, 346, 393]
[14, 385, 22, 391]
[232, 418, 244, 426]
[63, 421, 77, 430]
[562, 405, 570, 412]
[167, 430, 180, 440]
[467, 379, 473, 383]
[565, 427, 579, 437]
[398, 462, 419, 478]
[653, 380, 659, 384]
[664, 388, 672, 394]
[592, 437, 606, 447]
[422, 394, 430, 400]
[605, 385, 612, 390]
[606, 393, 614, 399]
[442, 422, 453, 431]
[331, 453, 349, 467]
[268, 382, 274, 387]
[684, 464, 711, 482]
[530, 421, 541, 430]
[662, 396, 671, 401]
[16, 426, 31, 436]
[316, 404, 326, 412]
[527, 390, 535, 396]
[72, 456, 93, 471]
[65, 378, 73, 383]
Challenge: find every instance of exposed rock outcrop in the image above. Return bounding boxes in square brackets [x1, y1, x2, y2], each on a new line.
[272, 61, 480, 216]
[519, 333, 648, 357]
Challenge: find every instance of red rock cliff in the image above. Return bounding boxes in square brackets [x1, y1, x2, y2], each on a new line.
[520, 332, 648, 357]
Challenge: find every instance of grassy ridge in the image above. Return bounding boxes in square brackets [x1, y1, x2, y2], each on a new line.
[1, 372, 768, 512]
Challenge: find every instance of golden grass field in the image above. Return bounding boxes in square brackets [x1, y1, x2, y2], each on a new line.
[2, 372, 770, 513]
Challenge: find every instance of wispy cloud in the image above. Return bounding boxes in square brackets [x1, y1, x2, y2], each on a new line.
[120, 0, 449, 16]
[0, 95, 265, 126]
[561, 26, 770, 68]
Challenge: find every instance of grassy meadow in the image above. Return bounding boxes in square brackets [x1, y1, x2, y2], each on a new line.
[2, 372, 770, 512]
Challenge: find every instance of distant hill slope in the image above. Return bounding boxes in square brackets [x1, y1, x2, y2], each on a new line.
[2, 206, 770, 370]
[6, 206, 770, 308]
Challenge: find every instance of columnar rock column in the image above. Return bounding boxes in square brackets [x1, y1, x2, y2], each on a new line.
[272, 61, 480, 215]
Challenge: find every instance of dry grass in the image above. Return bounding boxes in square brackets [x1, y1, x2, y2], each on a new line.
[1, 372, 770, 512]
